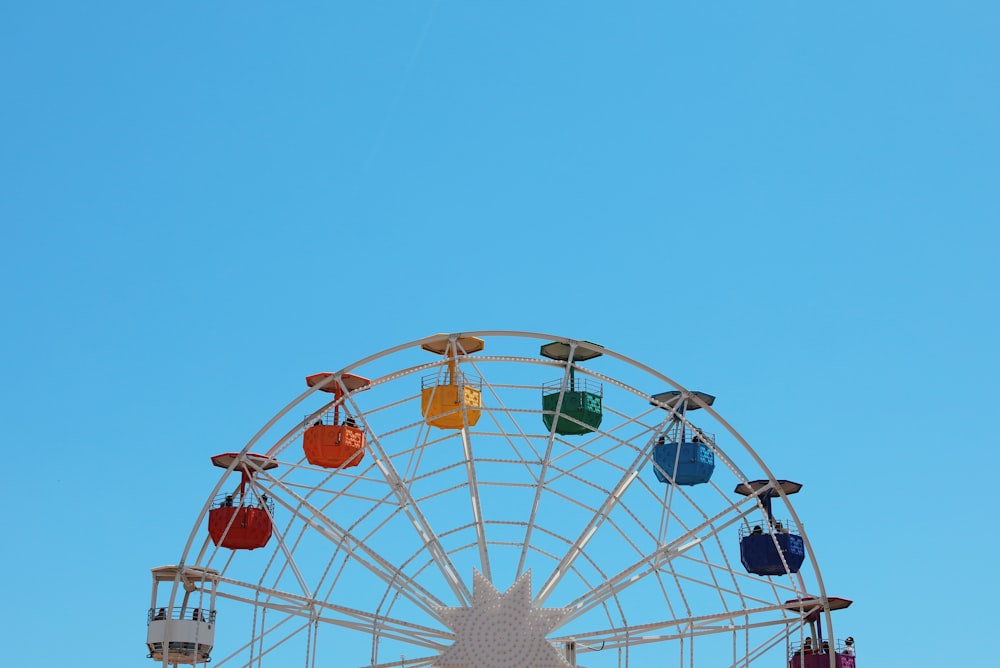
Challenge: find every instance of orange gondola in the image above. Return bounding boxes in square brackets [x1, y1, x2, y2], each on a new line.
[302, 373, 371, 468]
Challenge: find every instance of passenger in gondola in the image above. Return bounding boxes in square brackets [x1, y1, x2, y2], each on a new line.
[843, 637, 855, 656]
[260, 493, 269, 508]
[224, 495, 233, 507]
[802, 637, 813, 654]
[344, 416, 358, 428]
[751, 525, 763, 535]
[821, 640, 829, 654]
[154, 607, 166, 620]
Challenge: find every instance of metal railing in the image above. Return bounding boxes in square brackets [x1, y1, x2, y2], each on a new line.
[655, 429, 717, 444]
[148, 607, 217, 623]
[789, 638, 854, 658]
[212, 493, 274, 513]
[541, 376, 602, 396]
[739, 518, 798, 537]
[303, 413, 363, 428]
[421, 371, 482, 390]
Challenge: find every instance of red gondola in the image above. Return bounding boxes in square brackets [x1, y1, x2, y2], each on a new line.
[207, 453, 277, 550]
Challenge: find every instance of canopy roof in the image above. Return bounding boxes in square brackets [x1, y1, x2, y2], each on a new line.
[784, 597, 854, 622]
[305, 372, 371, 393]
[539, 340, 604, 361]
[421, 334, 486, 355]
[649, 390, 716, 411]
[734, 479, 803, 496]
[211, 452, 279, 471]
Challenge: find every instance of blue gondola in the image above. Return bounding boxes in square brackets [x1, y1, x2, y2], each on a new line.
[649, 390, 716, 486]
[735, 480, 806, 575]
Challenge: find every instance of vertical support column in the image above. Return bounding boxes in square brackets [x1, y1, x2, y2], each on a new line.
[563, 640, 576, 666]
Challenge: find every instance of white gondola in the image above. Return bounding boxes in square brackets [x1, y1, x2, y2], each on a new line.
[146, 565, 219, 665]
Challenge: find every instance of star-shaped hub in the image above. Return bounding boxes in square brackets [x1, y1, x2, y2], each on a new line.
[435, 570, 571, 668]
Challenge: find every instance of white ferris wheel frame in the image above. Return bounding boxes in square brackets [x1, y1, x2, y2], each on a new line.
[157, 330, 844, 668]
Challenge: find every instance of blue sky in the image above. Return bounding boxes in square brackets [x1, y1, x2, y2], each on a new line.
[2, 2, 998, 667]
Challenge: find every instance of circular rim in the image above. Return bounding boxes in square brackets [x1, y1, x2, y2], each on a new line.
[163, 331, 842, 668]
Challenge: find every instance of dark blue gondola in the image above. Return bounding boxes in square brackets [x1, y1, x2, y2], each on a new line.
[735, 480, 806, 575]
[649, 390, 716, 486]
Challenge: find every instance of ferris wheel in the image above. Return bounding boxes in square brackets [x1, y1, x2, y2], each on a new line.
[146, 331, 855, 668]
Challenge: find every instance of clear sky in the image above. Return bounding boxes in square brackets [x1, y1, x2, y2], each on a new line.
[2, 2, 997, 667]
